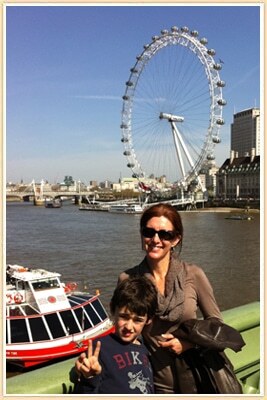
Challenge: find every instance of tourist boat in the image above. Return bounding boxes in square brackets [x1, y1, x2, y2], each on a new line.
[225, 214, 254, 221]
[45, 199, 62, 208]
[108, 203, 144, 214]
[79, 195, 110, 212]
[225, 211, 254, 220]
[225, 207, 254, 221]
[79, 203, 109, 212]
[6, 265, 114, 368]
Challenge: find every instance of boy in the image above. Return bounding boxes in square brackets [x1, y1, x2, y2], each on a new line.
[74, 276, 157, 394]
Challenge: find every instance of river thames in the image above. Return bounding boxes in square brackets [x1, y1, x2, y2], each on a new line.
[6, 202, 261, 313]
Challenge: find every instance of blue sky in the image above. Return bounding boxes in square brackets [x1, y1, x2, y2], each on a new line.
[6, 4, 261, 184]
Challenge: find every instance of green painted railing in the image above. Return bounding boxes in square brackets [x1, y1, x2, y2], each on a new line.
[6, 301, 260, 395]
[223, 302, 260, 394]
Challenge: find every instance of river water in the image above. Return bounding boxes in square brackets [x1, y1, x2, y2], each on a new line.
[6, 202, 261, 313]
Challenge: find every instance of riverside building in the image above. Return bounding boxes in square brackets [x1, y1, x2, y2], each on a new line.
[216, 149, 260, 202]
[231, 108, 260, 157]
[215, 108, 261, 205]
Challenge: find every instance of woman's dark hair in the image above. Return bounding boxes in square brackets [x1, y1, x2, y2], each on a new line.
[110, 276, 157, 320]
[140, 203, 183, 250]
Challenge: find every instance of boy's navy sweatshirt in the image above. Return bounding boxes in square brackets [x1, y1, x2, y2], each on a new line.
[75, 333, 154, 394]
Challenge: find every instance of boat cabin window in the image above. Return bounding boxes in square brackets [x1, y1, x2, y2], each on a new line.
[14, 281, 26, 290]
[74, 307, 92, 330]
[7, 316, 51, 344]
[29, 317, 50, 341]
[44, 313, 66, 338]
[6, 279, 26, 291]
[91, 299, 108, 320]
[31, 279, 60, 291]
[8, 319, 30, 343]
[23, 305, 39, 315]
[84, 302, 102, 325]
[59, 310, 81, 334]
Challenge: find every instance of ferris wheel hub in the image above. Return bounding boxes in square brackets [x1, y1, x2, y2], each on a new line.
[159, 112, 184, 123]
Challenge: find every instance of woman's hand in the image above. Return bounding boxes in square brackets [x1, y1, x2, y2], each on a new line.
[157, 333, 194, 354]
[75, 339, 102, 379]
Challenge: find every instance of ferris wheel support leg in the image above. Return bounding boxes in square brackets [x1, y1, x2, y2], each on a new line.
[172, 122, 195, 171]
[171, 122, 205, 192]
[171, 123, 186, 181]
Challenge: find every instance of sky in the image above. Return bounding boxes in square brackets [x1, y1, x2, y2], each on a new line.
[5, 3, 262, 185]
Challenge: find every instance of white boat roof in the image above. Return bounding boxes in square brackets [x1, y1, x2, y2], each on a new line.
[7, 265, 61, 282]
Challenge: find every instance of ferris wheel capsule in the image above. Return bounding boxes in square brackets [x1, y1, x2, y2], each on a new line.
[126, 80, 134, 87]
[190, 30, 199, 37]
[200, 37, 208, 45]
[217, 80, 226, 87]
[207, 154, 215, 161]
[213, 63, 222, 70]
[218, 99, 227, 106]
[207, 49, 216, 56]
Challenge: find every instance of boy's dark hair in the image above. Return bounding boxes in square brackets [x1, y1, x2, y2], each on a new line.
[110, 276, 157, 320]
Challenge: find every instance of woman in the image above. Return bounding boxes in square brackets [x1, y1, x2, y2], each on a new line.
[118, 203, 237, 394]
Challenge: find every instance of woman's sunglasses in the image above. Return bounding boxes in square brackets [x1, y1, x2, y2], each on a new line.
[141, 227, 177, 241]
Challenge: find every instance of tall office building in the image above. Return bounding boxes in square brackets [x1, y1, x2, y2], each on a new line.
[231, 108, 260, 157]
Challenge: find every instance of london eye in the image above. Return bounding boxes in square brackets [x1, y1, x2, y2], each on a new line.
[120, 26, 226, 192]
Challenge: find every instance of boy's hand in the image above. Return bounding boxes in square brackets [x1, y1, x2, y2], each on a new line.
[75, 339, 102, 379]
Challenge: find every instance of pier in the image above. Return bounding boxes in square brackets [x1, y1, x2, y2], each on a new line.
[6, 189, 207, 209]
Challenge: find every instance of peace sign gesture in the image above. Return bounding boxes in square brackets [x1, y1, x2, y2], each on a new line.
[76, 339, 102, 379]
